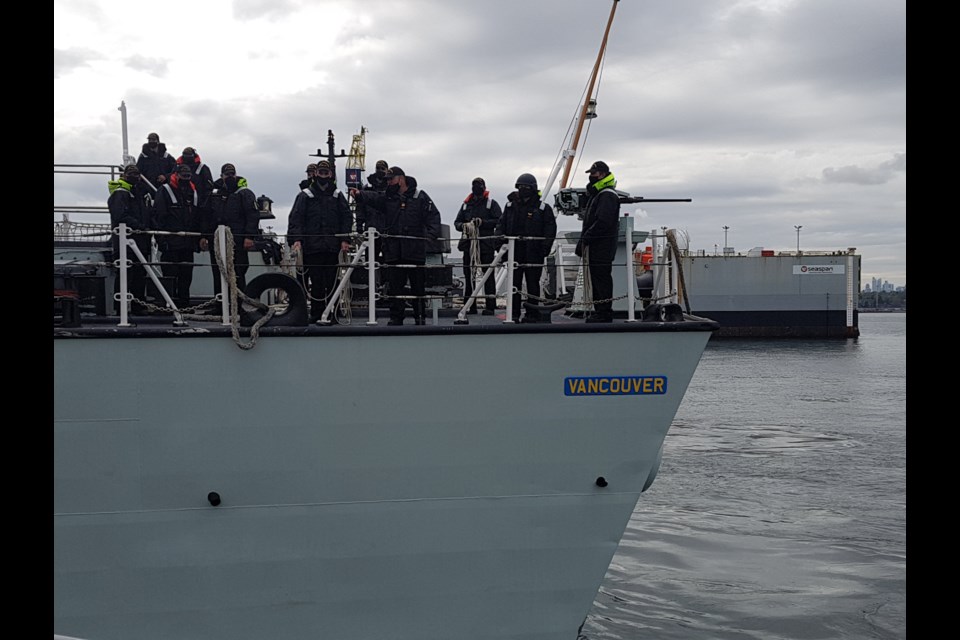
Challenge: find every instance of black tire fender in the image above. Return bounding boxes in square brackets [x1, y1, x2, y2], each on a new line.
[240, 272, 308, 327]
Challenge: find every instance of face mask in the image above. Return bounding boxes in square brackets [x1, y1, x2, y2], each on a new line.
[471, 185, 485, 197]
[149, 140, 159, 149]
[315, 178, 331, 188]
[224, 176, 238, 189]
[386, 183, 400, 196]
[517, 186, 534, 200]
[183, 155, 195, 164]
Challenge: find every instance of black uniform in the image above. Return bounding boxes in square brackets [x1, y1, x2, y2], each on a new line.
[155, 176, 203, 308]
[577, 183, 621, 320]
[287, 180, 353, 321]
[454, 192, 502, 313]
[136, 142, 177, 189]
[107, 177, 153, 313]
[176, 153, 214, 205]
[355, 178, 441, 323]
[205, 176, 260, 294]
[495, 195, 557, 321]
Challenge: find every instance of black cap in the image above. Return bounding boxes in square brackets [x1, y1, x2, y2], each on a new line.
[147, 132, 159, 141]
[123, 164, 140, 176]
[316, 160, 333, 170]
[375, 160, 388, 170]
[177, 164, 193, 175]
[586, 160, 610, 174]
[221, 163, 236, 175]
[472, 177, 485, 186]
[385, 166, 405, 178]
[306, 163, 318, 172]
[182, 147, 196, 155]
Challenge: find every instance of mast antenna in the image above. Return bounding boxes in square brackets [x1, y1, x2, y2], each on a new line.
[118, 101, 136, 167]
[541, 0, 619, 202]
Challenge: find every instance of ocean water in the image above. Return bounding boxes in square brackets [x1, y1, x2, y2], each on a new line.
[581, 313, 907, 640]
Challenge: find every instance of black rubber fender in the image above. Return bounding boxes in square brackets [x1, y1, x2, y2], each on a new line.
[239, 272, 309, 327]
[642, 302, 684, 323]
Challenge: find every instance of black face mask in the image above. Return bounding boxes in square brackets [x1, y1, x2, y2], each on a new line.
[183, 155, 195, 164]
[224, 176, 238, 189]
[149, 141, 159, 149]
[471, 185, 485, 197]
[315, 178, 331, 189]
[386, 183, 400, 196]
[517, 186, 535, 201]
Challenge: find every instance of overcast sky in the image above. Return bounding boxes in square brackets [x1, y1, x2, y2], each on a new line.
[54, 0, 906, 285]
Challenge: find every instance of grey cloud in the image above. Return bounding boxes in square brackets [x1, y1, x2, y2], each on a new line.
[54, 48, 101, 79]
[124, 55, 170, 78]
[234, 0, 301, 20]
[822, 153, 905, 185]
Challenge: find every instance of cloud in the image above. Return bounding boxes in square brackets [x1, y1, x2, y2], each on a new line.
[822, 153, 906, 185]
[53, 0, 907, 284]
[124, 55, 170, 78]
[54, 48, 101, 79]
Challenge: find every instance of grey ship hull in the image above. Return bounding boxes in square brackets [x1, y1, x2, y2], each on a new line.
[678, 252, 861, 338]
[54, 320, 714, 640]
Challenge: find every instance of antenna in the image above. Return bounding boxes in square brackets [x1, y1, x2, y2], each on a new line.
[118, 101, 136, 167]
[541, 0, 619, 203]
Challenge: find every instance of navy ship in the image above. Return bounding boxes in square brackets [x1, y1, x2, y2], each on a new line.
[53, 3, 724, 638]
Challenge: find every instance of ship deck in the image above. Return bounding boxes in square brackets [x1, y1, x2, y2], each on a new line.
[54, 307, 720, 339]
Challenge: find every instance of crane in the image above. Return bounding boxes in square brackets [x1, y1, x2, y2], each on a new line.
[345, 126, 366, 188]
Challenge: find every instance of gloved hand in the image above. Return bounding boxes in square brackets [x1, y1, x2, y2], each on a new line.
[299, 179, 311, 190]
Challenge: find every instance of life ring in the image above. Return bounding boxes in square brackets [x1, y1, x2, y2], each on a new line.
[239, 272, 308, 327]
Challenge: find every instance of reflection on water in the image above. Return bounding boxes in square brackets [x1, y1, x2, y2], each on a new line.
[581, 314, 906, 640]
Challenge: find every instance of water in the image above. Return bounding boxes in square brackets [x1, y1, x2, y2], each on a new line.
[582, 313, 906, 639]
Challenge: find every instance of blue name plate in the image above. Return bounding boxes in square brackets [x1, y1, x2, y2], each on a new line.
[565, 376, 667, 396]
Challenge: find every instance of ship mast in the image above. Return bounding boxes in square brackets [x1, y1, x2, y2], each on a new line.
[541, 0, 619, 203]
[118, 100, 136, 167]
[559, 0, 618, 189]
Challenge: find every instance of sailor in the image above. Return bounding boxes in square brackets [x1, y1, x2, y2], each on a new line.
[136, 132, 177, 190]
[349, 166, 441, 325]
[575, 160, 620, 323]
[287, 160, 353, 323]
[107, 164, 153, 314]
[454, 177, 502, 315]
[204, 163, 260, 295]
[366, 159, 390, 192]
[495, 173, 557, 322]
[155, 163, 203, 308]
[356, 159, 390, 235]
[176, 147, 214, 206]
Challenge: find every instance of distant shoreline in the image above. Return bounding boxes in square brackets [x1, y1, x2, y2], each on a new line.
[858, 309, 906, 313]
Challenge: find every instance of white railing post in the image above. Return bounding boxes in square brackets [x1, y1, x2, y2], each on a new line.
[557, 244, 568, 296]
[668, 230, 679, 305]
[504, 237, 516, 323]
[457, 244, 509, 322]
[116, 223, 131, 326]
[367, 226, 378, 325]
[624, 216, 637, 322]
[217, 225, 230, 325]
[318, 239, 369, 325]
